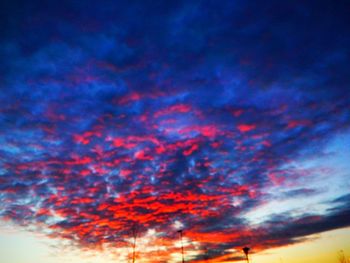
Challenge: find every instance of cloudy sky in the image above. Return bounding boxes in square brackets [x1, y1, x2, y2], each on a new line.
[0, 1, 349, 262]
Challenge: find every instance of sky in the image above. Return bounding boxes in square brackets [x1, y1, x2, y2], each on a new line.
[0, 0, 349, 262]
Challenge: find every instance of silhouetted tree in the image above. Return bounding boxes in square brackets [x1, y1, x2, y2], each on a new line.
[204, 247, 209, 262]
[243, 247, 250, 263]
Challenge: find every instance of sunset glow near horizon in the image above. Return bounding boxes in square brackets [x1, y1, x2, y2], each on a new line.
[0, 1, 350, 262]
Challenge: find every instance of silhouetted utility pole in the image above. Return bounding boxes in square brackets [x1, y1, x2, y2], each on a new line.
[178, 230, 185, 263]
[243, 247, 250, 263]
[338, 250, 348, 263]
[131, 225, 138, 263]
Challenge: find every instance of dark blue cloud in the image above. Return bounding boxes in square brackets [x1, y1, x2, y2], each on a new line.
[0, 0, 349, 262]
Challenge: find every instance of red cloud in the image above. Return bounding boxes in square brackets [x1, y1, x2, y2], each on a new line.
[237, 124, 256, 133]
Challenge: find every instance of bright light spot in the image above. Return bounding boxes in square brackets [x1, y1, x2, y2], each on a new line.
[173, 220, 184, 230]
[232, 196, 243, 207]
